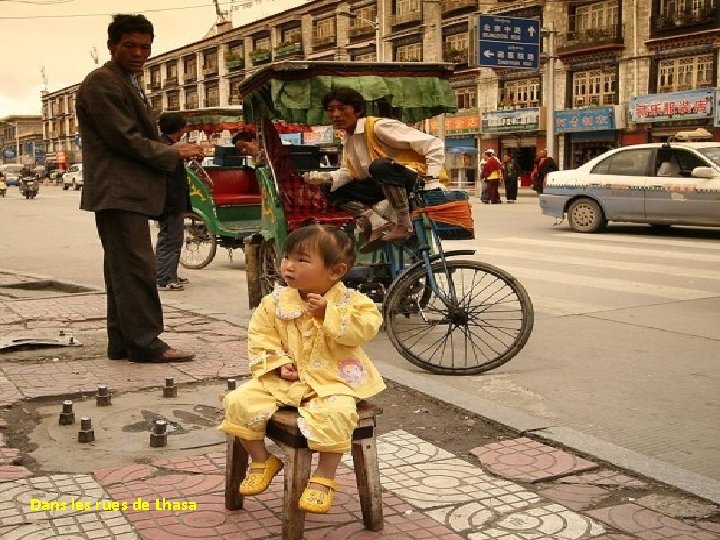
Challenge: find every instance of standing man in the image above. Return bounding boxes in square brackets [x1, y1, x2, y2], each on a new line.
[481, 149, 503, 204]
[77, 14, 202, 363]
[531, 148, 558, 194]
[155, 113, 191, 291]
[502, 152, 520, 203]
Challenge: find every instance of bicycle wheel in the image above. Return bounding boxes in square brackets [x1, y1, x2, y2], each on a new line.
[179, 212, 217, 269]
[259, 239, 282, 296]
[384, 259, 533, 375]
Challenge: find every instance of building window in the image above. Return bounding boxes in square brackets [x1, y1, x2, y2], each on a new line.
[185, 88, 198, 109]
[573, 70, 616, 106]
[454, 87, 476, 109]
[150, 67, 161, 88]
[314, 17, 336, 38]
[444, 33, 469, 63]
[205, 82, 219, 107]
[166, 61, 178, 80]
[353, 51, 377, 62]
[499, 78, 540, 107]
[575, 0, 619, 30]
[659, 0, 713, 15]
[658, 54, 713, 92]
[203, 50, 218, 73]
[395, 42, 422, 61]
[396, 0, 421, 14]
[254, 36, 271, 50]
[167, 92, 180, 111]
[282, 27, 302, 43]
[184, 56, 197, 81]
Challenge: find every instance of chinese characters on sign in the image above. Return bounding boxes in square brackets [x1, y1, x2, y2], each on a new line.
[481, 108, 541, 133]
[478, 15, 540, 70]
[629, 89, 714, 123]
[429, 112, 481, 135]
[554, 107, 615, 133]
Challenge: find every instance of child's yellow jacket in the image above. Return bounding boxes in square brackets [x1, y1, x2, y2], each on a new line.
[248, 282, 386, 401]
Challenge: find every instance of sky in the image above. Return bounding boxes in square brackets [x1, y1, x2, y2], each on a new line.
[0, 0, 309, 118]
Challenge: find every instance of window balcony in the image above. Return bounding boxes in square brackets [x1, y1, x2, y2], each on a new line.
[349, 23, 375, 38]
[274, 41, 303, 58]
[185, 100, 199, 109]
[149, 81, 161, 91]
[250, 49, 271, 64]
[651, 6, 720, 36]
[574, 93, 616, 107]
[225, 57, 245, 71]
[557, 24, 624, 55]
[312, 34, 337, 48]
[444, 48, 469, 65]
[184, 73, 197, 83]
[441, 0, 477, 16]
[163, 76, 178, 88]
[391, 10, 422, 27]
[202, 66, 219, 77]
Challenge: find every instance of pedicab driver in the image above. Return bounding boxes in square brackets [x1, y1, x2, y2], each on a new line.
[304, 87, 445, 253]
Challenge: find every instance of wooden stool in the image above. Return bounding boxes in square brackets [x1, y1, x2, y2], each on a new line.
[225, 401, 383, 540]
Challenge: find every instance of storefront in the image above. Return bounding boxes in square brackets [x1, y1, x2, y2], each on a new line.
[428, 112, 481, 189]
[627, 88, 716, 144]
[554, 106, 621, 169]
[481, 107, 544, 185]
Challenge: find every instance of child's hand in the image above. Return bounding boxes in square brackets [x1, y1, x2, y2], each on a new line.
[306, 293, 327, 320]
[279, 363, 299, 381]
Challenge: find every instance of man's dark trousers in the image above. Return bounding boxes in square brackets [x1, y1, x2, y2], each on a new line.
[95, 209, 167, 360]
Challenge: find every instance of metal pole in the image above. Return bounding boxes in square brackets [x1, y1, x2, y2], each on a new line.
[545, 22, 556, 160]
[375, 22, 382, 62]
[14, 122, 20, 162]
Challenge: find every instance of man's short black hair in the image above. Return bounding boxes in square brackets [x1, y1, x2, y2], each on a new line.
[158, 113, 186, 136]
[321, 87, 366, 115]
[108, 14, 154, 44]
[232, 131, 255, 144]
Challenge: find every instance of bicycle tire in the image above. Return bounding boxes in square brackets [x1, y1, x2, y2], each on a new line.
[179, 212, 217, 269]
[384, 259, 534, 375]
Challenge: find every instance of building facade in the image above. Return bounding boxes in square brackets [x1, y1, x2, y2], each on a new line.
[40, 0, 720, 176]
[40, 84, 81, 170]
[0, 115, 43, 166]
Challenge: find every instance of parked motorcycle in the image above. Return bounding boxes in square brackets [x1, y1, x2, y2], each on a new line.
[19, 176, 39, 199]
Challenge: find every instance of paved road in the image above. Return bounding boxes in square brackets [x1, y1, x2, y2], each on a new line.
[2, 184, 719, 491]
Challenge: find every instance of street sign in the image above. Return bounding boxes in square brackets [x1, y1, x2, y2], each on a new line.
[478, 15, 540, 70]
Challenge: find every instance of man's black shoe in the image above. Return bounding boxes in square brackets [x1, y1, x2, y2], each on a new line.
[129, 347, 195, 363]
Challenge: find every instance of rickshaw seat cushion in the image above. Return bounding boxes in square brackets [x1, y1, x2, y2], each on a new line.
[281, 173, 352, 230]
[206, 168, 261, 206]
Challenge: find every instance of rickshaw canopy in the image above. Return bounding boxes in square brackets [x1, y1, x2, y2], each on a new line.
[178, 107, 244, 134]
[238, 61, 458, 125]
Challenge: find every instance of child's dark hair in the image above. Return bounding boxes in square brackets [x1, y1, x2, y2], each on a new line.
[284, 225, 355, 269]
[108, 14, 154, 44]
[321, 87, 366, 116]
[158, 112, 186, 136]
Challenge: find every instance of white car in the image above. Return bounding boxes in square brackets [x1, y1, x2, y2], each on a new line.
[62, 163, 83, 191]
[539, 142, 720, 233]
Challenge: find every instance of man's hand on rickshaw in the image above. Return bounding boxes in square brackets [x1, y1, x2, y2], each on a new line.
[303, 171, 333, 186]
[174, 142, 204, 160]
[305, 293, 327, 320]
[279, 363, 299, 381]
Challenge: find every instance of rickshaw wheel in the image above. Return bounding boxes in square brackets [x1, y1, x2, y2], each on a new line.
[259, 239, 283, 295]
[179, 212, 217, 269]
[384, 259, 534, 375]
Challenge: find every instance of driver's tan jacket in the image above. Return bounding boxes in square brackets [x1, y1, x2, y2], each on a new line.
[245, 283, 385, 404]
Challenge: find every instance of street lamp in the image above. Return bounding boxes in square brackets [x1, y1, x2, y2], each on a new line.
[540, 22, 558, 161]
[337, 11, 382, 62]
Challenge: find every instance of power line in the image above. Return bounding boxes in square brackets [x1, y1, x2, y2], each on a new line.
[0, 1, 238, 19]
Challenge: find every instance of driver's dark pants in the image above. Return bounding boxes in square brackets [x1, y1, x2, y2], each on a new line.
[323, 157, 417, 216]
[95, 210, 167, 361]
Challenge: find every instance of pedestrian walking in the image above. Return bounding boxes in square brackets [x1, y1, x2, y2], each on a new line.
[155, 112, 191, 291]
[219, 225, 385, 514]
[478, 154, 488, 203]
[530, 148, 558, 195]
[503, 152, 520, 203]
[76, 14, 202, 363]
[481, 149, 503, 204]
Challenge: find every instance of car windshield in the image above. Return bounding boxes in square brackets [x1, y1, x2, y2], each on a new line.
[697, 147, 720, 167]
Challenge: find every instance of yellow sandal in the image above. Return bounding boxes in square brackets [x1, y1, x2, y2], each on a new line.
[239, 454, 283, 496]
[298, 476, 338, 513]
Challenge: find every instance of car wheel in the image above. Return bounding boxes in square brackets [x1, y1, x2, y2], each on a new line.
[567, 198, 607, 233]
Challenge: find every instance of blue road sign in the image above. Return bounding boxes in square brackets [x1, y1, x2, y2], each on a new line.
[478, 15, 540, 70]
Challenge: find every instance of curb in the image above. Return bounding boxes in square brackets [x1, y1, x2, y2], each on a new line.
[375, 360, 720, 505]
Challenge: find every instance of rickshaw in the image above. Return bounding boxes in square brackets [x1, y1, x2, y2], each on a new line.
[238, 61, 534, 375]
[177, 107, 261, 269]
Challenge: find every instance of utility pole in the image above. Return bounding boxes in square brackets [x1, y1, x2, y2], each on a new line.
[541, 22, 557, 160]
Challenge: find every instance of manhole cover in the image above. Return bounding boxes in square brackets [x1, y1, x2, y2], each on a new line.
[0, 278, 95, 299]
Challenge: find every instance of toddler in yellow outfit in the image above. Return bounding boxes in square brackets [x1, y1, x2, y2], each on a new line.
[218, 225, 385, 513]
